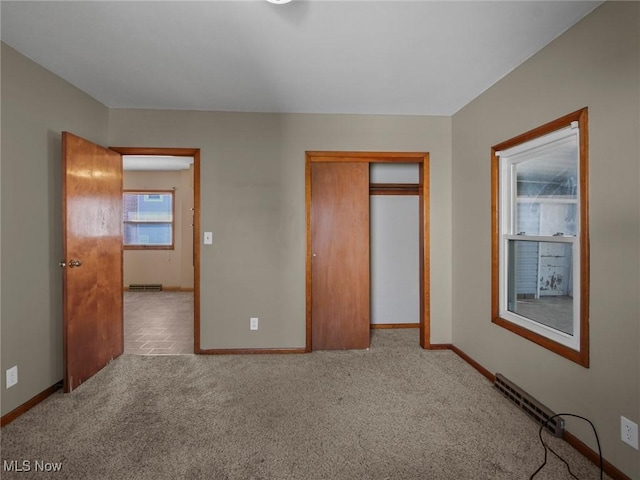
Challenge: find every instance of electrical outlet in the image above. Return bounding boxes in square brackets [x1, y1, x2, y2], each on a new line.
[6, 366, 18, 389]
[250, 317, 259, 331]
[621, 416, 639, 449]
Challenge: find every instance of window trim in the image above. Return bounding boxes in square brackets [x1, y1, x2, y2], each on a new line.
[123, 189, 175, 250]
[491, 108, 589, 367]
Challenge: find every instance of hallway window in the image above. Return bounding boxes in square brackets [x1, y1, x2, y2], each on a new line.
[123, 191, 175, 249]
[491, 108, 589, 367]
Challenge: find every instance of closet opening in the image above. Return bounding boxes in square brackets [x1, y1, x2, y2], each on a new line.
[370, 163, 420, 331]
[305, 151, 430, 351]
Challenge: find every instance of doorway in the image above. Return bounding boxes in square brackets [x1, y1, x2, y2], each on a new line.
[110, 147, 201, 355]
[305, 151, 430, 351]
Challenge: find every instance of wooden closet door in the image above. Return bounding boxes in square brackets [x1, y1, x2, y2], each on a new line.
[311, 162, 370, 350]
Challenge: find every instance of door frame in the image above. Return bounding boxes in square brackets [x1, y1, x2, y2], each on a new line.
[110, 146, 202, 354]
[305, 151, 431, 351]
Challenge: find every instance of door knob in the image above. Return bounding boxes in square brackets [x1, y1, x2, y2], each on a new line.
[69, 259, 82, 268]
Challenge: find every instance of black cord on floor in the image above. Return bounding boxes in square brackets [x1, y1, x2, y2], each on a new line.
[529, 413, 603, 480]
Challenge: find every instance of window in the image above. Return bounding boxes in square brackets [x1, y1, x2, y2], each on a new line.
[491, 108, 589, 367]
[123, 190, 175, 249]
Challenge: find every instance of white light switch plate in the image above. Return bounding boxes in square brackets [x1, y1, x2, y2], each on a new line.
[204, 232, 213, 244]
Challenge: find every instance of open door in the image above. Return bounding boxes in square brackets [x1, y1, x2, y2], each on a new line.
[62, 132, 123, 392]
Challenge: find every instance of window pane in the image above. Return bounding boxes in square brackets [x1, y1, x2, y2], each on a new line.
[514, 139, 578, 236]
[507, 240, 573, 335]
[124, 223, 172, 246]
[516, 201, 577, 237]
[123, 193, 172, 222]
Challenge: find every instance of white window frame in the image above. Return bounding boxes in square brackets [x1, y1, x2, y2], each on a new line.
[497, 126, 580, 350]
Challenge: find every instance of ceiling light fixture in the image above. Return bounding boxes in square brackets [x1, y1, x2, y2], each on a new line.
[266, 0, 293, 4]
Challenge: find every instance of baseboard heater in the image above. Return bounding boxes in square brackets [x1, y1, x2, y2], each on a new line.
[128, 284, 163, 292]
[494, 373, 564, 437]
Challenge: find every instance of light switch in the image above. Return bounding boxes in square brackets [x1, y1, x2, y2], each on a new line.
[204, 232, 213, 244]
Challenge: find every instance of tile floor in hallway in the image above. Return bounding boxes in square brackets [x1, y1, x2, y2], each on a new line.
[124, 291, 194, 355]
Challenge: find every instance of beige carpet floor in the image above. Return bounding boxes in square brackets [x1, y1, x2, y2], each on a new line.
[1, 330, 608, 479]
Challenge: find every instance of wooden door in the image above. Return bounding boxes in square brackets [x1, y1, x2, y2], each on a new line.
[311, 162, 370, 350]
[62, 132, 123, 392]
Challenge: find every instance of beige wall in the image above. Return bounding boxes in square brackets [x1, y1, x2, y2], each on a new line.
[108, 111, 453, 349]
[123, 169, 194, 289]
[451, 2, 639, 477]
[1, 43, 109, 415]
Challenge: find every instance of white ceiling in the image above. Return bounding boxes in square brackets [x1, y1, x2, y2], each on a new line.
[1, 0, 602, 116]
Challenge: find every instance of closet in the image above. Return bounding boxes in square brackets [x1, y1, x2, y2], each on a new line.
[305, 151, 430, 351]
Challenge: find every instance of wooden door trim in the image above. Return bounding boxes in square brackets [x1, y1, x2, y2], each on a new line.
[110, 146, 201, 354]
[306, 151, 428, 163]
[305, 151, 431, 351]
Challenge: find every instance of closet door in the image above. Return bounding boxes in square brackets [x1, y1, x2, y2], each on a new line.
[311, 162, 370, 350]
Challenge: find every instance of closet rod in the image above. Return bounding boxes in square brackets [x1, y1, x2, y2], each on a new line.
[369, 183, 420, 195]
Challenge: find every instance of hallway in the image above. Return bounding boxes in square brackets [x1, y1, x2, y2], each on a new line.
[123, 291, 194, 355]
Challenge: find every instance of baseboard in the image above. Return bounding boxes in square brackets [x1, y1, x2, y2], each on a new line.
[1, 381, 62, 427]
[370, 323, 419, 329]
[449, 345, 629, 480]
[426, 343, 453, 350]
[198, 347, 307, 355]
[562, 431, 631, 480]
[449, 345, 495, 382]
